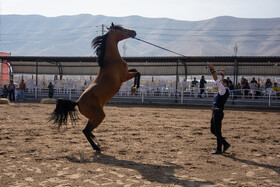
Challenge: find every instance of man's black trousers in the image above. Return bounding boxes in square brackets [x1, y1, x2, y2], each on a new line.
[210, 110, 228, 152]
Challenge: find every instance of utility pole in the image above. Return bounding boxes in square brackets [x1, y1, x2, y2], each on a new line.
[101, 24, 105, 36]
[233, 43, 238, 88]
[234, 43, 238, 56]
[123, 42, 127, 56]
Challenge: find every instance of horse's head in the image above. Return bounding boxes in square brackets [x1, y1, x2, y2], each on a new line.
[92, 23, 136, 67]
[108, 23, 136, 41]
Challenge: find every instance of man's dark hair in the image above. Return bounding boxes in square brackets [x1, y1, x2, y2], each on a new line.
[222, 79, 230, 86]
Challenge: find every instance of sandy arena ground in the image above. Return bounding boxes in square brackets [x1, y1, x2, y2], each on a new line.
[0, 102, 279, 187]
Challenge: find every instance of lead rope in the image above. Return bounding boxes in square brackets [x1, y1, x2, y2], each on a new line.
[133, 37, 189, 58]
[116, 26, 188, 58]
[120, 28, 215, 73]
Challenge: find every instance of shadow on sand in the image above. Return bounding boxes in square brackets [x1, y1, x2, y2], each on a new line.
[64, 152, 214, 186]
[223, 153, 280, 174]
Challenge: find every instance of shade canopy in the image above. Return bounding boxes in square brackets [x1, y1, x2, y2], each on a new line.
[0, 56, 279, 76]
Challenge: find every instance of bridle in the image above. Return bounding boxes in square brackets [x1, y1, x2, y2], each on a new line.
[108, 25, 188, 58]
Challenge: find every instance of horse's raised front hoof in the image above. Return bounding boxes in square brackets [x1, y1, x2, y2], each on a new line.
[131, 86, 137, 93]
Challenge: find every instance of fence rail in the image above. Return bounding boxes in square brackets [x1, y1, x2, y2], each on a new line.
[3, 87, 278, 107]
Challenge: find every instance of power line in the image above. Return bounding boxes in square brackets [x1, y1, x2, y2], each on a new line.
[1, 36, 279, 44]
[130, 26, 280, 32]
[1, 23, 280, 35]
[136, 32, 280, 37]
[1, 23, 280, 46]
[1, 30, 279, 40]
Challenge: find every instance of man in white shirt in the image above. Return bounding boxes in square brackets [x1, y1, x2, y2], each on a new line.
[207, 62, 231, 154]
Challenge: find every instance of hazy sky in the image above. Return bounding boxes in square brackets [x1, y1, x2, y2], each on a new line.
[1, 0, 280, 21]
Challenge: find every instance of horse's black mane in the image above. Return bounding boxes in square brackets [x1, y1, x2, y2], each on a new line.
[91, 33, 108, 67]
[91, 24, 124, 67]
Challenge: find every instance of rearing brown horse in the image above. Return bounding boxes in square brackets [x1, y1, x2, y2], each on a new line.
[49, 23, 141, 152]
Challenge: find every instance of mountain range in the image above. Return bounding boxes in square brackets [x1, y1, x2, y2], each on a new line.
[0, 14, 279, 56]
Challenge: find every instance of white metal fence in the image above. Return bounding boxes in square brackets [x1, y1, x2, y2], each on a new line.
[3, 86, 278, 107]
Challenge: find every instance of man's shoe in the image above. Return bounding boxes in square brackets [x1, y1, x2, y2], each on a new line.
[211, 150, 222, 154]
[223, 144, 231, 153]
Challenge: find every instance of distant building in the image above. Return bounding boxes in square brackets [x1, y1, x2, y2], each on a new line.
[0, 52, 11, 86]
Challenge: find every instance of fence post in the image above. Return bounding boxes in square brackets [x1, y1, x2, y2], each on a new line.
[181, 90, 183, 104]
[141, 91, 144, 103]
[35, 87, 37, 99]
[69, 88, 72, 100]
[268, 92, 271, 106]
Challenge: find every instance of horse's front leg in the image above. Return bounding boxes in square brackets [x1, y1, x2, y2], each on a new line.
[127, 69, 141, 93]
[128, 69, 141, 87]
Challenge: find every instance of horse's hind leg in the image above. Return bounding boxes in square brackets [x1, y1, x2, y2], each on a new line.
[83, 129, 101, 151]
[82, 110, 105, 152]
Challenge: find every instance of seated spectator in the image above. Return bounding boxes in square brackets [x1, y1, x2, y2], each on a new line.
[233, 83, 242, 96]
[255, 83, 262, 98]
[236, 83, 242, 90]
[265, 78, 273, 89]
[272, 82, 279, 91]
[265, 78, 275, 94]
[272, 83, 280, 97]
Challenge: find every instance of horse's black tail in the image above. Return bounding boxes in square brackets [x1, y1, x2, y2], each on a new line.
[49, 99, 79, 128]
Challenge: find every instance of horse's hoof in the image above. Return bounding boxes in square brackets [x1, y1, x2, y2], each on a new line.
[131, 86, 137, 93]
[93, 137, 101, 148]
[94, 146, 101, 152]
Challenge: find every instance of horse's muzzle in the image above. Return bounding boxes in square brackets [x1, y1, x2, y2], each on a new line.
[130, 30, 137, 38]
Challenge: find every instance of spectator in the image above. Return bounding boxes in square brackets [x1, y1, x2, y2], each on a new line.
[191, 77, 198, 88]
[191, 77, 199, 97]
[199, 76, 207, 98]
[19, 80, 26, 101]
[272, 83, 280, 97]
[265, 78, 276, 94]
[255, 82, 262, 99]
[236, 83, 242, 90]
[15, 88, 20, 101]
[250, 77, 258, 91]
[265, 78, 273, 89]
[1, 85, 9, 98]
[241, 78, 250, 96]
[250, 77, 257, 84]
[226, 77, 234, 90]
[233, 83, 242, 96]
[48, 82, 54, 98]
[8, 80, 15, 101]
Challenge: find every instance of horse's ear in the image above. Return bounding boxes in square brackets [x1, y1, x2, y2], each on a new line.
[111, 22, 114, 28]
